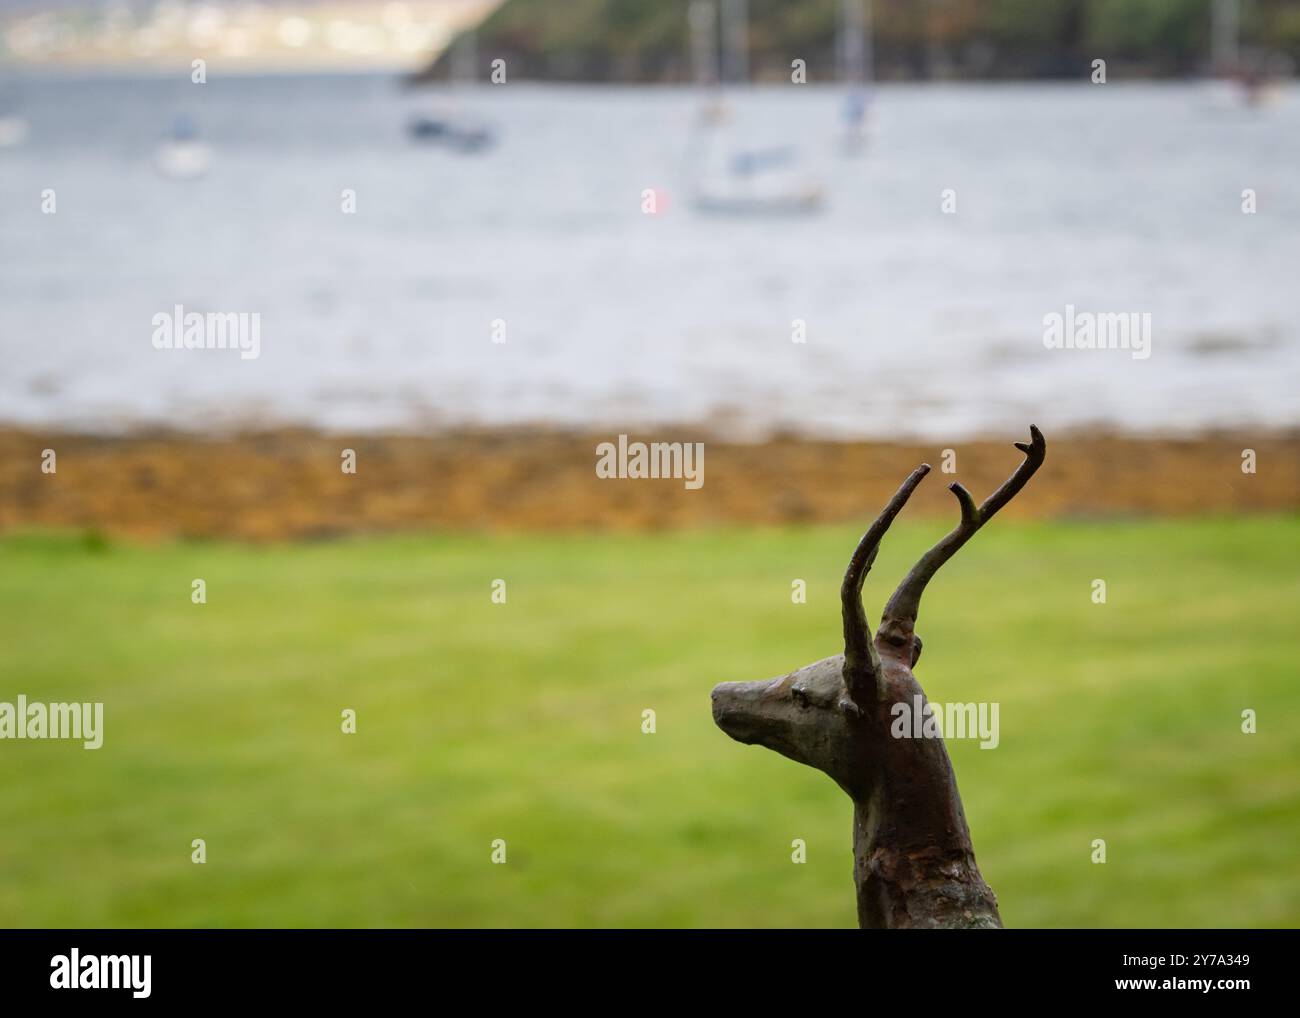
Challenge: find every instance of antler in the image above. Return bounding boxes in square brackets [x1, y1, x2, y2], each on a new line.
[842, 463, 931, 703]
[882, 425, 1046, 631]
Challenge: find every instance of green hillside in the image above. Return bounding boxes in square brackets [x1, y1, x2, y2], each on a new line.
[419, 0, 1300, 83]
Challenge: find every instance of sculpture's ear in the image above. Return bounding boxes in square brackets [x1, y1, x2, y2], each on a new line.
[838, 697, 864, 721]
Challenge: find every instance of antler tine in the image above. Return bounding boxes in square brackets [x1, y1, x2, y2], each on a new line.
[883, 426, 1046, 630]
[842, 463, 931, 703]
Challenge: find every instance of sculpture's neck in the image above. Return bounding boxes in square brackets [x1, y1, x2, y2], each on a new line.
[851, 801, 1002, 929]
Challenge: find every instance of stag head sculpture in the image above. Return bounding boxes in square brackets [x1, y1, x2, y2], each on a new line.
[711, 426, 1046, 929]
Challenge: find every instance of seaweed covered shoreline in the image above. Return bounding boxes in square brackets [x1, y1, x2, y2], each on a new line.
[2, 426, 1295, 541]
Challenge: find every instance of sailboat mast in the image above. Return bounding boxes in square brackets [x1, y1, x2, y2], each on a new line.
[863, 0, 874, 85]
[839, 0, 868, 84]
[451, 29, 479, 88]
[689, 0, 720, 88]
[1211, 0, 1240, 76]
[721, 0, 748, 86]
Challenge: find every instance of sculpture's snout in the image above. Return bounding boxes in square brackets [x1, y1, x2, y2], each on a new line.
[711, 677, 783, 745]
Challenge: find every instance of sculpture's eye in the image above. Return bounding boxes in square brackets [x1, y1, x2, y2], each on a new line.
[791, 687, 810, 708]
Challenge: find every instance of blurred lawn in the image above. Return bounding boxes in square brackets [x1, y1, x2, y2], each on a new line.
[0, 517, 1296, 928]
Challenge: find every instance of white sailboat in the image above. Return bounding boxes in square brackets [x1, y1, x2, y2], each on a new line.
[1207, 0, 1287, 108]
[686, 0, 824, 216]
[408, 30, 497, 153]
[0, 114, 28, 149]
[0, 85, 29, 149]
[692, 148, 824, 215]
[838, 0, 874, 154]
[154, 115, 211, 179]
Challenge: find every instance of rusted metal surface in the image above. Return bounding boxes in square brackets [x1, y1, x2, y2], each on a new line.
[712, 427, 1047, 928]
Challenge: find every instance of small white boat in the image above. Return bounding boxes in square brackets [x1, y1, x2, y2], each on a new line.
[684, 3, 825, 217]
[407, 113, 496, 153]
[0, 114, 28, 149]
[1206, 0, 1289, 110]
[837, 1, 875, 155]
[155, 117, 211, 179]
[692, 145, 824, 215]
[0, 84, 27, 149]
[408, 28, 498, 154]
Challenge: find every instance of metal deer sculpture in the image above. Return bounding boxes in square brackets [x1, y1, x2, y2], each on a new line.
[711, 426, 1046, 929]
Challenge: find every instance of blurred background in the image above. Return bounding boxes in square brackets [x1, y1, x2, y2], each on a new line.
[1, 0, 1299, 435]
[0, 0, 1297, 928]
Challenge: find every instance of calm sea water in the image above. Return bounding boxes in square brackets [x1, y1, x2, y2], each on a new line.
[1, 73, 1297, 438]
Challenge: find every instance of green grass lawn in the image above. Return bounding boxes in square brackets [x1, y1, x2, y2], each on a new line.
[0, 517, 1296, 928]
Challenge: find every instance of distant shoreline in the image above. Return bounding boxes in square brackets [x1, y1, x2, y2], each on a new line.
[2, 426, 1295, 541]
